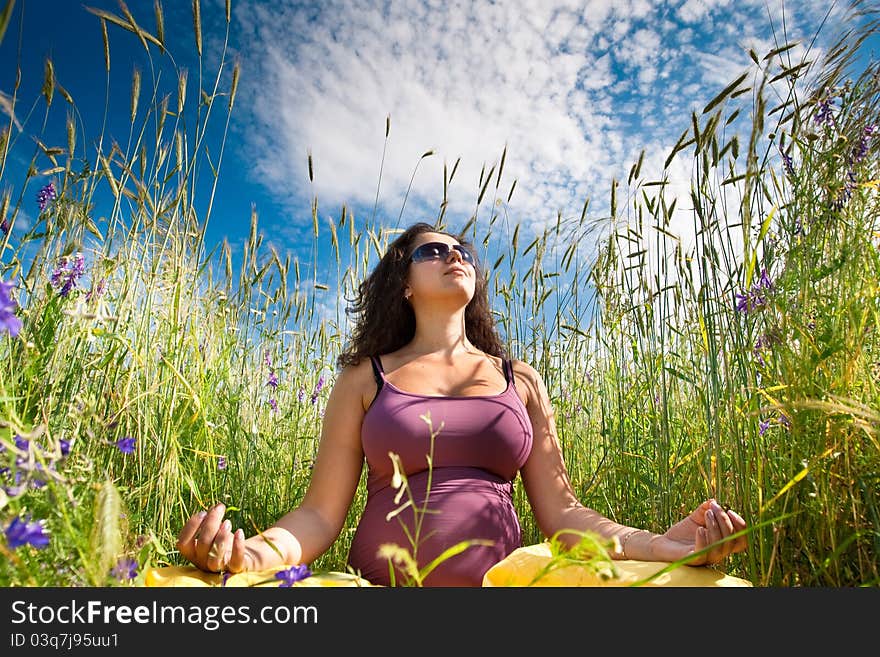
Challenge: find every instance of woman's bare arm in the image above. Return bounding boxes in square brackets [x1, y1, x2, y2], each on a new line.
[177, 361, 370, 572]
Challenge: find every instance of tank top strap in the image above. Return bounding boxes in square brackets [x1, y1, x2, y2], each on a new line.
[369, 355, 385, 392]
[502, 358, 514, 387]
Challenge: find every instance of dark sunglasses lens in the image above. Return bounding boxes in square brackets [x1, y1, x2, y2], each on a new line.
[411, 242, 476, 268]
[412, 243, 448, 262]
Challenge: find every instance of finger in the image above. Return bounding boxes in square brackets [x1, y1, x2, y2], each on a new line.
[727, 509, 749, 553]
[195, 503, 227, 565]
[691, 499, 713, 527]
[176, 510, 208, 562]
[710, 501, 735, 536]
[704, 509, 727, 563]
[691, 526, 709, 566]
[226, 529, 249, 573]
[710, 501, 736, 558]
[207, 520, 233, 572]
[705, 517, 735, 563]
[718, 506, 748, 559]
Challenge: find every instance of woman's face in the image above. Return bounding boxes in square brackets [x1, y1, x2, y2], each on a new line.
[404, 232, 476, 306]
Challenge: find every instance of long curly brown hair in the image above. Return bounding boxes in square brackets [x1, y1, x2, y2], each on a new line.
[336, 222, 507, 370]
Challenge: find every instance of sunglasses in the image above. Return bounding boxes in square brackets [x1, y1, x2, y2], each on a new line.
[410, 241, 476, 267]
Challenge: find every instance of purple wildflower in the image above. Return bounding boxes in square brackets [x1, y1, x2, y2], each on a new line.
[759, 414, 791, 435]
[759, 327, 783, 349]
[5, 515, 50, 549]
[264, 351, 273, 369]
[827, 123, 878, 210]
[0, 219, 8, 235]
[50, 252, 86, 297]
[0, 278, 22, 337]
[274, 564, 312, 587]
[59, 439, 70, 457]
[268, 398, 278, 414]
[85, 278, 106, 302]
[735, 291, 765, 313]
[115, 436, 136, 454]
[813, 97, 835, 127]
[297, 388, 305, 404]
[753, 339, 768, 367]
[831, 170, 858, 210]
[4, 471, 26, 498]
[14, 435, 28, 451]
[36, 182, 57, 212]
[217, 456, 227, 471]
[779, 147, 795, 178]
[851, 125, 877, 164]
[735, 268, 773, 313]
[267, 372, 279, 389]
[111, 557, 138, 581]
[310, 375, 325, 405]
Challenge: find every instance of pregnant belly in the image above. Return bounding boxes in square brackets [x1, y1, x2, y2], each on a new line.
[348, 467, 522, 587]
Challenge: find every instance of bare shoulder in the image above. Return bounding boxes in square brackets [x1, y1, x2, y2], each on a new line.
[510, 358, 543, 384]
[337, 356, 375, 382]
[330, 358, 377, 412]
[509, 358, 548, 408]
[509, 359, 559, 418]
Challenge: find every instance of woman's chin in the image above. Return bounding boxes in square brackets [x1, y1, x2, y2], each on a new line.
[425, 286, 473, 307]
[448, 282, 475, 301]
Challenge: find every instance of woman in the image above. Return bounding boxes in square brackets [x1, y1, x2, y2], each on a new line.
[176, 222, 749, 586]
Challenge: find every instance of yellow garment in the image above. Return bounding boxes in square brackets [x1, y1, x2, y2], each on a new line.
[144, 565, 375, 587]
[482, 543, 753, 587]
[145, 543, 752, 588]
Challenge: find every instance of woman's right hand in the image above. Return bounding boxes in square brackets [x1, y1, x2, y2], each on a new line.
[176, 503, 251, 573]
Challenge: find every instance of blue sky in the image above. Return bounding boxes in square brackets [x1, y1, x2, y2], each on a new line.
[1, 0, 878, 330]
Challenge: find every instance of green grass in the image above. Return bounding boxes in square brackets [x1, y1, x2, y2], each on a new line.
[1, 1, 878, 587]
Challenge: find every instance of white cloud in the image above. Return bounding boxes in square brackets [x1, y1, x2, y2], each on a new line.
[678, 0, 711, 24]
[229, 0, 862, 255]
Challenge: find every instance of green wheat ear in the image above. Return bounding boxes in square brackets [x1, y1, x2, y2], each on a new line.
[0, 1, 14, 48]
[87, 479, 125, 585]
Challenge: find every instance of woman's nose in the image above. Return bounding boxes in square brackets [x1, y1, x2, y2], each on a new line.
[447, 248, 463, 264]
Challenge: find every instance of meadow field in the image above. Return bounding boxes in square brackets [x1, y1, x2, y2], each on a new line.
[1, 1, 878, 587]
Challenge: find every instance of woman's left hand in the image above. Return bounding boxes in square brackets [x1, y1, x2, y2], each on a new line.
[654, 499, 749, 566]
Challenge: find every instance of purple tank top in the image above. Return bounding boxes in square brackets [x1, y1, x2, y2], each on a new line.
[347, 355, 533, 586]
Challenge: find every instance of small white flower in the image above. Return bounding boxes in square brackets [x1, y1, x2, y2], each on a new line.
[388, 452, 406, 504]
[385, 499, 412, 522]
